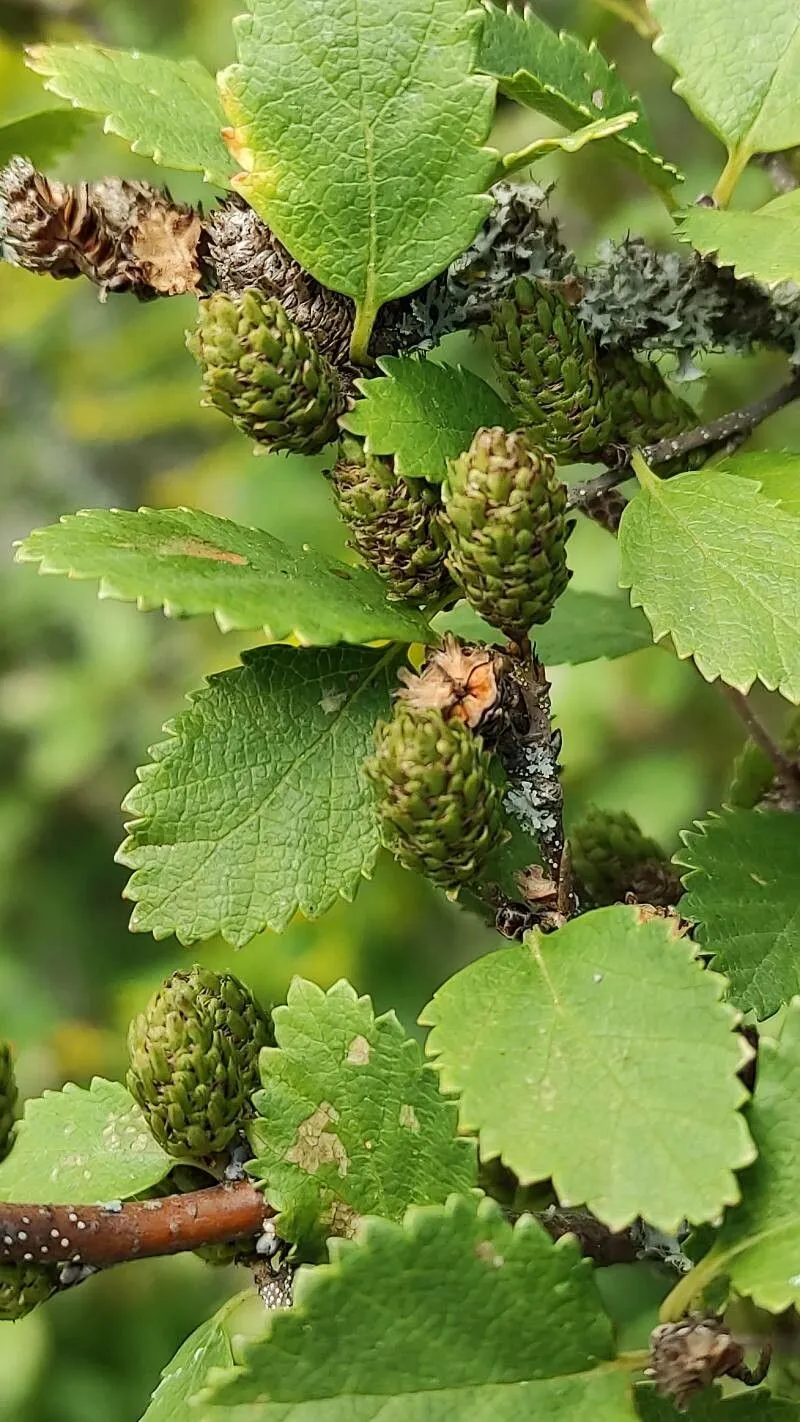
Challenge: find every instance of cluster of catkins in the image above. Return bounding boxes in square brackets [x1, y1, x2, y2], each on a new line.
[0, 969, 277, 1318]
[187, 255, 687, 906]
[0, 161, 686, 910]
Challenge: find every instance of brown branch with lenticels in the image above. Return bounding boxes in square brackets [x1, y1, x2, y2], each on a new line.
[0, 1181, 270, 1269]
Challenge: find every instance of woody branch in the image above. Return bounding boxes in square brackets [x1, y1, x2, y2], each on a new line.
[0, 1182, 651, 1272]
[0, 1181, 270, 1268]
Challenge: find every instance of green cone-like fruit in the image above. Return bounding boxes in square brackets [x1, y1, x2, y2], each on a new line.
[0, 1263, 57, 1321]
[727, 740, 776, 811]
[441, 426, 571, 638]
[329, 438, 451, 604]
[598, 349, 705, 471]
[487, 277, 613, 460]
[187, 289, 344, 454]
[127, 966, 275, 1160]
[727, 708, 800, 810]
[0, 1042, 17, 1162]
[364, 705, 507, 889]
[571, 805, 680, 907]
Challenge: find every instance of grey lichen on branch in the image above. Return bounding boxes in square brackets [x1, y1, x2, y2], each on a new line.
[7, 164, 800, 374]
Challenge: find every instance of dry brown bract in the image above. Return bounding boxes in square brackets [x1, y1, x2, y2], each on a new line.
[0, 158, 202, 297]
[647, 1317, 771, 1412]
[398, 634, 512, 737]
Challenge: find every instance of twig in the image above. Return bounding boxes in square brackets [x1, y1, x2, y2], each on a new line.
[495, 653, 576, 919]
[568, 374, 800, 512]
[0, 1182, 270, 1268]
[721, 685, 800, 785]
[537, 1207, 640, 1263]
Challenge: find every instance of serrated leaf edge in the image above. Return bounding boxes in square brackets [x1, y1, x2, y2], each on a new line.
[618, 477, 800, 703]
[675, 208, 799, 291]
[194, 1193, 615, 1410]
[115, 648, 396, 946]
[477, 1, 682, 187]
[24, 44, 233, 187]
[15, 506, 430, 648]
[421, 910, 756, 1232]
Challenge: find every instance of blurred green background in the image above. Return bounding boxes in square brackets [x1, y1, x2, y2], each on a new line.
[0, 1, 797, 1416]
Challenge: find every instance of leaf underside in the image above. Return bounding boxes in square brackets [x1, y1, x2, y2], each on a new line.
[716, 452, 800, 518]
[16, 507, 431, 647]
[477, 1, 680, 190]
[619, 468, 800, 703]
[118, 645, 395, 947]
[714, 1002, 800, 1313]
[25, 44, 233, 185]
[678, 810, 800, 1020]
[651, 0, 800, 159]
[679, 192, 800, 288]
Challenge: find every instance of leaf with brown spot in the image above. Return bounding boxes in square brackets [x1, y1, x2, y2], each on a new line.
[246, 979, 475, 1249]
[287, 1105, 349, 1178]
[15, 506, 431, 647]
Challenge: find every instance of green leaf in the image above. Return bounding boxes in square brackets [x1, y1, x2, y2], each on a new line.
[637, 1384, 798, 1420]
[499, 111, 642, 179]
[706, 1001, 800, 1313]
[140, 1292, 261, 1422]
[432, 601, 506, 645]
[716, 451, 800, 518]
[0, 108, 90, 167]
[218, 0, 497, 357]
[477, 1, 680, 191]
[595, 1264, 674, 1353]
[535, 591, 653, 664]
[433, 591, 654, 662]
[15, 507, 431, 648]
[422, 905, 754, 1233]
[341, 357, 517, 482]
[679, 192, 800, 288]
[0, 1078, 172, 1204]
[651, 0, 800, 170]
[202, 1195, 636, 1421]
[247, 978, 476, 1247]
[118, 645, 395, 947]
[26, 44, 233, 186]
[619, 461, 800, 703]
[678, 811, 800, 1020]
[141, 1311, 235, 1422]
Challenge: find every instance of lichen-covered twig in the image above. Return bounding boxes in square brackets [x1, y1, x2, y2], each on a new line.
[494, 652, 575, 925]
[5, 168, 800, 374]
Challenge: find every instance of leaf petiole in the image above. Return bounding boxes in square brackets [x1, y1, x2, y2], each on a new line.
[712, 144, 751, 207]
